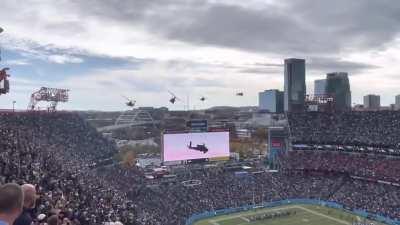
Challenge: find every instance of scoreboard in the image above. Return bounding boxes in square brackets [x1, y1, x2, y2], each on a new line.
[268, 127, 287, 169]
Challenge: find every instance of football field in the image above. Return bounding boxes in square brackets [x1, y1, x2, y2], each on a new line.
[193, 204, 387, 225]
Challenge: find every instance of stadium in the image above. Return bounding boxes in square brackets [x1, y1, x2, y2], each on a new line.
[2, 1, 400, 225]
[1, 111, 400, 225]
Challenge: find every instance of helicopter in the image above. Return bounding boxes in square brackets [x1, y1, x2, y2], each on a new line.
[122, 96, 136, 108]
[168, 91, 181, 104]
[187, 141, 208, 153]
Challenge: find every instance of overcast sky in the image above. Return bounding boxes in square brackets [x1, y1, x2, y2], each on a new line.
[1, 0, 400, 110]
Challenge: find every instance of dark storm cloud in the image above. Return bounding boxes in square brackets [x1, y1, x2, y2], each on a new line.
[239, 57, 378, 75]
[158, 4, 310, 53]
[308, 57, 380, 74]
[289, 0, 400, 50]
[68, 0, 400, 55]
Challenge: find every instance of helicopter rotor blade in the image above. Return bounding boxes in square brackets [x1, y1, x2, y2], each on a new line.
[121, 95, 131, 101]
[168, 90, 177, 97]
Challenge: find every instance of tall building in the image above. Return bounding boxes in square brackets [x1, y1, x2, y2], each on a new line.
[364, 94, 380, 110]
[325, 72, 351, 111]
[284, 58, 306, 112]
[259, 89, 284, 113]
[396, 95, 400, 110]
[314, 79, 327, 96]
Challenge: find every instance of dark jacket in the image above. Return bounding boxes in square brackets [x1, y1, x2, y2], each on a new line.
[13, 208, 32, 225]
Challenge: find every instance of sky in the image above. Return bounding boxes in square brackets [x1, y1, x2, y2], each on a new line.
[1, 0, 400, 111]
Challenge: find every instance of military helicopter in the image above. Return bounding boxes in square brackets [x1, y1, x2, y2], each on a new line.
[122, 96, 136, 108]
[188, 141, 208, 153]
[236, 92, 244, 96]
[168, 91, 181, 104]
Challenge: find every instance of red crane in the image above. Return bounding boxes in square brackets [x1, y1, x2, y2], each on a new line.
[0, 27, 10, 95]
[0, 68, 10, 95]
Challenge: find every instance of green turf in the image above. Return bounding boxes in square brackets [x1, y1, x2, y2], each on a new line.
[193, 204, 387, 225]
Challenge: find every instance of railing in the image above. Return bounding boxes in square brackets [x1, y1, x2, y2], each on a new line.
[185, 199, 400, 225]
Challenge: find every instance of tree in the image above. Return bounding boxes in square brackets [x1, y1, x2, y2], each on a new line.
[253, 128, 268, 143]
[122, 150, 136, 168]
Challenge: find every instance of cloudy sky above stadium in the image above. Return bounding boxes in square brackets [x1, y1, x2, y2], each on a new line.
[1, 0, 400, 110]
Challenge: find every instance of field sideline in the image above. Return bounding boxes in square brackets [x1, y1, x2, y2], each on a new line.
[193, 204, 387, 225]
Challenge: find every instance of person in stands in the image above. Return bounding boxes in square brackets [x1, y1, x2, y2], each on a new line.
[46, 215, 59, 225]
[14, 184, 38, 225]
[0, 183, 24, 225]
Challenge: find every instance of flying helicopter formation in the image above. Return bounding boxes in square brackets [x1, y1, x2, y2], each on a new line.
[122, 91, 244, 108]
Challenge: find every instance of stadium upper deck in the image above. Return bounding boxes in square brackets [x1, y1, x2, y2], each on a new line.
[288, 111, 400, 149]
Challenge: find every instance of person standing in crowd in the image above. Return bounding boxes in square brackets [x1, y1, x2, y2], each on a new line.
[13, 184, 38, 225]
[0, 183, 24, 225]
[46, 215, 59, 225]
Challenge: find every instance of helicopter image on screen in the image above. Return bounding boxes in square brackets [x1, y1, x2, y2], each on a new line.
[187, 141, 208, 154]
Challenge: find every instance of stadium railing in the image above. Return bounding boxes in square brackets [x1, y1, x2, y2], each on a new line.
[185, 199, 400, 225]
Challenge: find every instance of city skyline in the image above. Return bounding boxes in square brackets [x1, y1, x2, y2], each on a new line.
[1, 0, 400, 110]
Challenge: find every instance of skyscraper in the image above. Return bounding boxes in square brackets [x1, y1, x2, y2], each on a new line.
[364, 94, 380, 110]
[284, 58, 306, 112]
[259, 89, 284, 113]
[396, 95, 400, 110]
[325, 72, 351, 111]
[314, 79, 327, 96]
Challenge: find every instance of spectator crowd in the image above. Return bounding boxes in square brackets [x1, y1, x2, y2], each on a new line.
[0, 112, 133, 225]
[288, 111, 400, 149]
[1, 111, 400, 225]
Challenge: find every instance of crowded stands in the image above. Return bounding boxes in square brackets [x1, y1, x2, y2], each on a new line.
[0, 112, 134, 225]
[288, 111, 400, 149]
[279, 150, 400, 183]
[1, 111, 400, 225]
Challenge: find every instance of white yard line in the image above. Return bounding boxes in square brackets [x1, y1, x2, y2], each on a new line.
[213, 205, 297, 222]
[209, 205, 351, 225]
[239, 216, 250, 222]
[295, 206, 350, 225]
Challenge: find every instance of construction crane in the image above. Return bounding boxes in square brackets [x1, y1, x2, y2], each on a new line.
[0, 27, 10, 95]
[0, 68, 10, 95]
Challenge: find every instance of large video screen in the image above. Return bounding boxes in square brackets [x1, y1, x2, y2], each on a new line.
[163, 132, 230, 161]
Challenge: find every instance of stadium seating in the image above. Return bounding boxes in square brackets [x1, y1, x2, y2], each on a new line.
[288, 111, 400, 148]
[1, 111, 400, 225]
